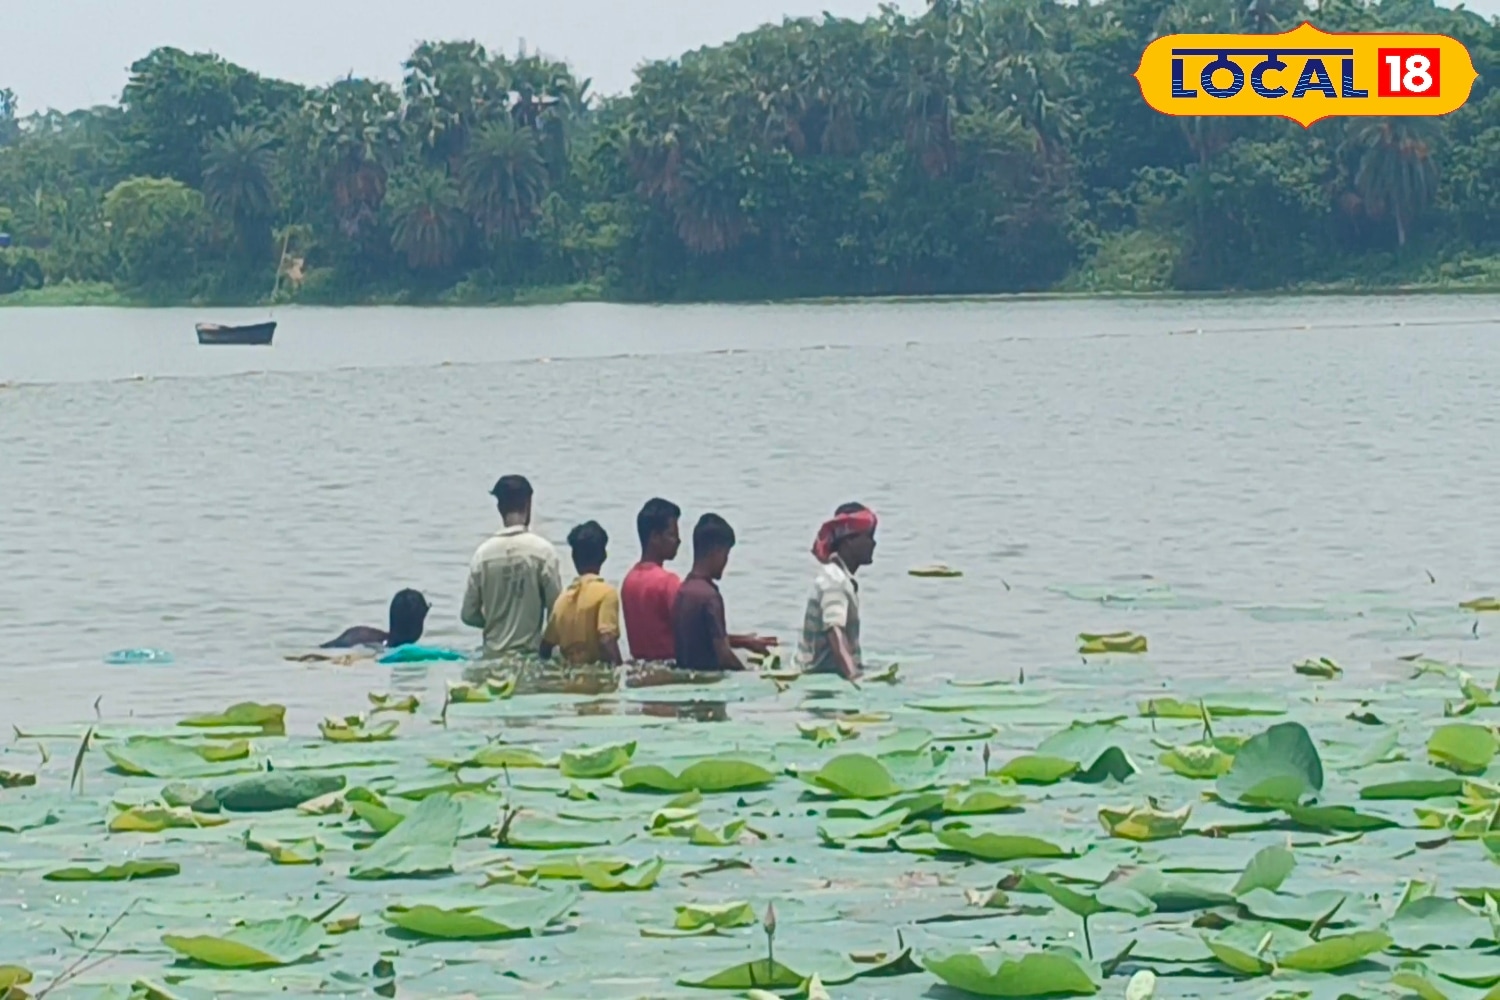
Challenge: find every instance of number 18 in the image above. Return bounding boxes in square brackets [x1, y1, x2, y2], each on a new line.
[1378, 48, 1441, 97]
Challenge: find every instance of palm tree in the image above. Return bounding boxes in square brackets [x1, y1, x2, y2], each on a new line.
[1347, 117, 1440, 247]
[202, 124, 277, 260]
[461, 121, 549, 243]
[387, 169, 466, 271]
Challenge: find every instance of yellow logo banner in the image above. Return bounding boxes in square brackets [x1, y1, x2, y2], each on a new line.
[1134, 21, 1477, 126]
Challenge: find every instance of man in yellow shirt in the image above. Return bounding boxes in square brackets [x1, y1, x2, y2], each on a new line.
[541, 521, 623, 666]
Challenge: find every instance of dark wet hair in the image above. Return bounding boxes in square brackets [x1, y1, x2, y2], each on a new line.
[567, 520, 609, 571]
[693, 513, 736, 557]
[490, 475, 533, 515]
[835, 502, 869, 515]
[388, 589, 430, 647]
[636, 497, 681, 547]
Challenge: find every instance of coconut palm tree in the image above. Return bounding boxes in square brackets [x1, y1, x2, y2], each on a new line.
[387, 169, 466, 271]
[461, 121, 549, 243]
[1347, 117, 1439, 247]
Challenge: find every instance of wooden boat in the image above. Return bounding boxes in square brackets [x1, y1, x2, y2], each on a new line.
[195, 321, 276, 346]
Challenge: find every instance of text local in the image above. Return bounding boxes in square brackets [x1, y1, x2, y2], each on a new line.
[1170, 48, 1366, 99]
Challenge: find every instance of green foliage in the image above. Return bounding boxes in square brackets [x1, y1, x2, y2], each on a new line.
[2, 0, 1499, 303]
[101, 176, 210, 295]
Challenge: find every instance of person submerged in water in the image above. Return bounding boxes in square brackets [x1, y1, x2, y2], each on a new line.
[795, 502, 877, 680]
[322, 589, 431, 649]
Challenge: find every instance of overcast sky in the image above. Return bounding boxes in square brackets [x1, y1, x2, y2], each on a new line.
[7, 0, 894, 114]
[8, 0, 1496, 114]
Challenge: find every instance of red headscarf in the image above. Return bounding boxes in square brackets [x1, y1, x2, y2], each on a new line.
[812, 508, 878, 563]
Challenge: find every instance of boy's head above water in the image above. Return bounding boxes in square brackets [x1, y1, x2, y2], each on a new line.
[388, 588, 430, 647]
[567, 520, 609, 576]
[636, 496, 681, 563]
[691, 513, 736, 581]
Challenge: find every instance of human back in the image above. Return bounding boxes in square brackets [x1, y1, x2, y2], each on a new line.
[621, 497, 682, 662]
[461, 475, 563, 657]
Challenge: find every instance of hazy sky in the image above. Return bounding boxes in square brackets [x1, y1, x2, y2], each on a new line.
[7, 0, 895, 114]
[9, 0, 1494, 114]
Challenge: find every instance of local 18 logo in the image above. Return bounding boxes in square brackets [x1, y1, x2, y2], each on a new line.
[1134, 21, 1477, 126]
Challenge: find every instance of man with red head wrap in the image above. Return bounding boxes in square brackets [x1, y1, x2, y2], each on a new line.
[795, 502, 878, 679]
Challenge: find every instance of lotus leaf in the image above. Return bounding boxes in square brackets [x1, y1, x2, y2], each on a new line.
[368, 691, 419, 713]
[560, 741, 636, 779]
[675, 901, 758, 931]
[1099, 801, 1190, 841]
[909, 564, 963, 578]
[619, 758, 775, 794]
[1430, 724, 1498, 775]
[179, 702, 286, 731]
[245, 831, 323, 865]
[318, 715, 398, 742]
[1160, 743, 1234, 779]
[1232, 846, 1296, 896]
[1294, 657, 1343, 679]
[104, 737, 253, 778]
[925, 949, 1099, 997]
[1078, 632, 1147, 655]
[161, 915, 325, 969]
[934, 826, 1073, 861]
[351, 793, 462, 879]
[1000, 755, 1079, 785]
[677, 959, 806, 990]
[577, 857, 663, 890]
[44, 859, 180, 881]
[1216, 722, 1323, 807]
[385, 888, 577, 940]
[109, 805, 228, 833]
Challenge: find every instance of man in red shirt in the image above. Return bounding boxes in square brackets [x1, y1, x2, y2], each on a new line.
[620, 498, 684, 662]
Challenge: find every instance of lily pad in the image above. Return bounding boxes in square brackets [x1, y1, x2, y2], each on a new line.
[1216, 722, 1323, 808]
[385, 888, 578, 940]
[45, 860, 181, 882]
[560, 741, 637, 779]
[1429, 723, 1497, 775]
[351, 793, 462, 879]
[619, 758, 776, 794]
[925, 949, 1099, 997]
[1078, 632, 1147, 655]
[162, 915, 325, 969]
[179, 702, 286, 731]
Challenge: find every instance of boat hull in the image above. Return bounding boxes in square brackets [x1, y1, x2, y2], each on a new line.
[196, 321, 276, 346]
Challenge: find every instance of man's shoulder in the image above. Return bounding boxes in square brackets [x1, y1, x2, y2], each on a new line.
[625, 562, 679, 588]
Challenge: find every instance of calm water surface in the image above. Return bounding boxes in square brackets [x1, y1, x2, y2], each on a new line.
[3, 296, 1500, 732]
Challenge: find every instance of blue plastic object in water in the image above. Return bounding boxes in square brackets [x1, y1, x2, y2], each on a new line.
[377, 644, 469, 664]
[104, 648, 174, 665]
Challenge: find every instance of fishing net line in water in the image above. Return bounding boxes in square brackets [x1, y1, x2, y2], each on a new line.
[1167, 315, 1500, 336]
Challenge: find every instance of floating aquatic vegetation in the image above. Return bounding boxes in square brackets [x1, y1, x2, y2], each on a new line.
[179, 701, 286, 732]
[924, 948, 1099, 998]
[619, 758, 776, 794]
[318, 714, 399, 742]
[162, 915, 326, 968]
[1294, 657, 1344, 679]
[384, 887, 578, 939]
[43, 859, 180, 882]
[909, 564, 963, 578]
[1462, 597, 1500, 613]
[1078, 632, 1148, 655]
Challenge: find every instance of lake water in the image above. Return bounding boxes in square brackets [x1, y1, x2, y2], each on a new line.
[3, 296, 1500, 734]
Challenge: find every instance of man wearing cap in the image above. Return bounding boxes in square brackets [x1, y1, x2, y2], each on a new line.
[794, 502, 878, 680]
[461, 474, 564, 657]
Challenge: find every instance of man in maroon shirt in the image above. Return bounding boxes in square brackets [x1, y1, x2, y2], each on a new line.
[621, 498, 684, 662]
[671, 513, 776, 671]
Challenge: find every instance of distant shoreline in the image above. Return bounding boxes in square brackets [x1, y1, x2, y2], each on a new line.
[5, 280, 1500, 310]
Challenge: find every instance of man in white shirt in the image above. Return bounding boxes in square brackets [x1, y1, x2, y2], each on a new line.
[795, 502, 878, 680]
[461, 475, 564, 657]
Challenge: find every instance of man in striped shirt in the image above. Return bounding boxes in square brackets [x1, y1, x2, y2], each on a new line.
[795, 503, 878, 680]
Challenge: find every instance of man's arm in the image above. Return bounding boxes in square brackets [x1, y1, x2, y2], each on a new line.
[826, 626, 860, 681]
[599, 588, 624, 667]
[707, 596, 742, 671]
[729, 633, 779, 654]
[819, 585, 859, 680]
[460, 558, 485, 629]
[539, 607, 559, 660]
[541, 549, 564, 611]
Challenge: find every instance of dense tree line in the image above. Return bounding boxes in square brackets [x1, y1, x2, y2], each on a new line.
[1, 0, 1498, 304]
